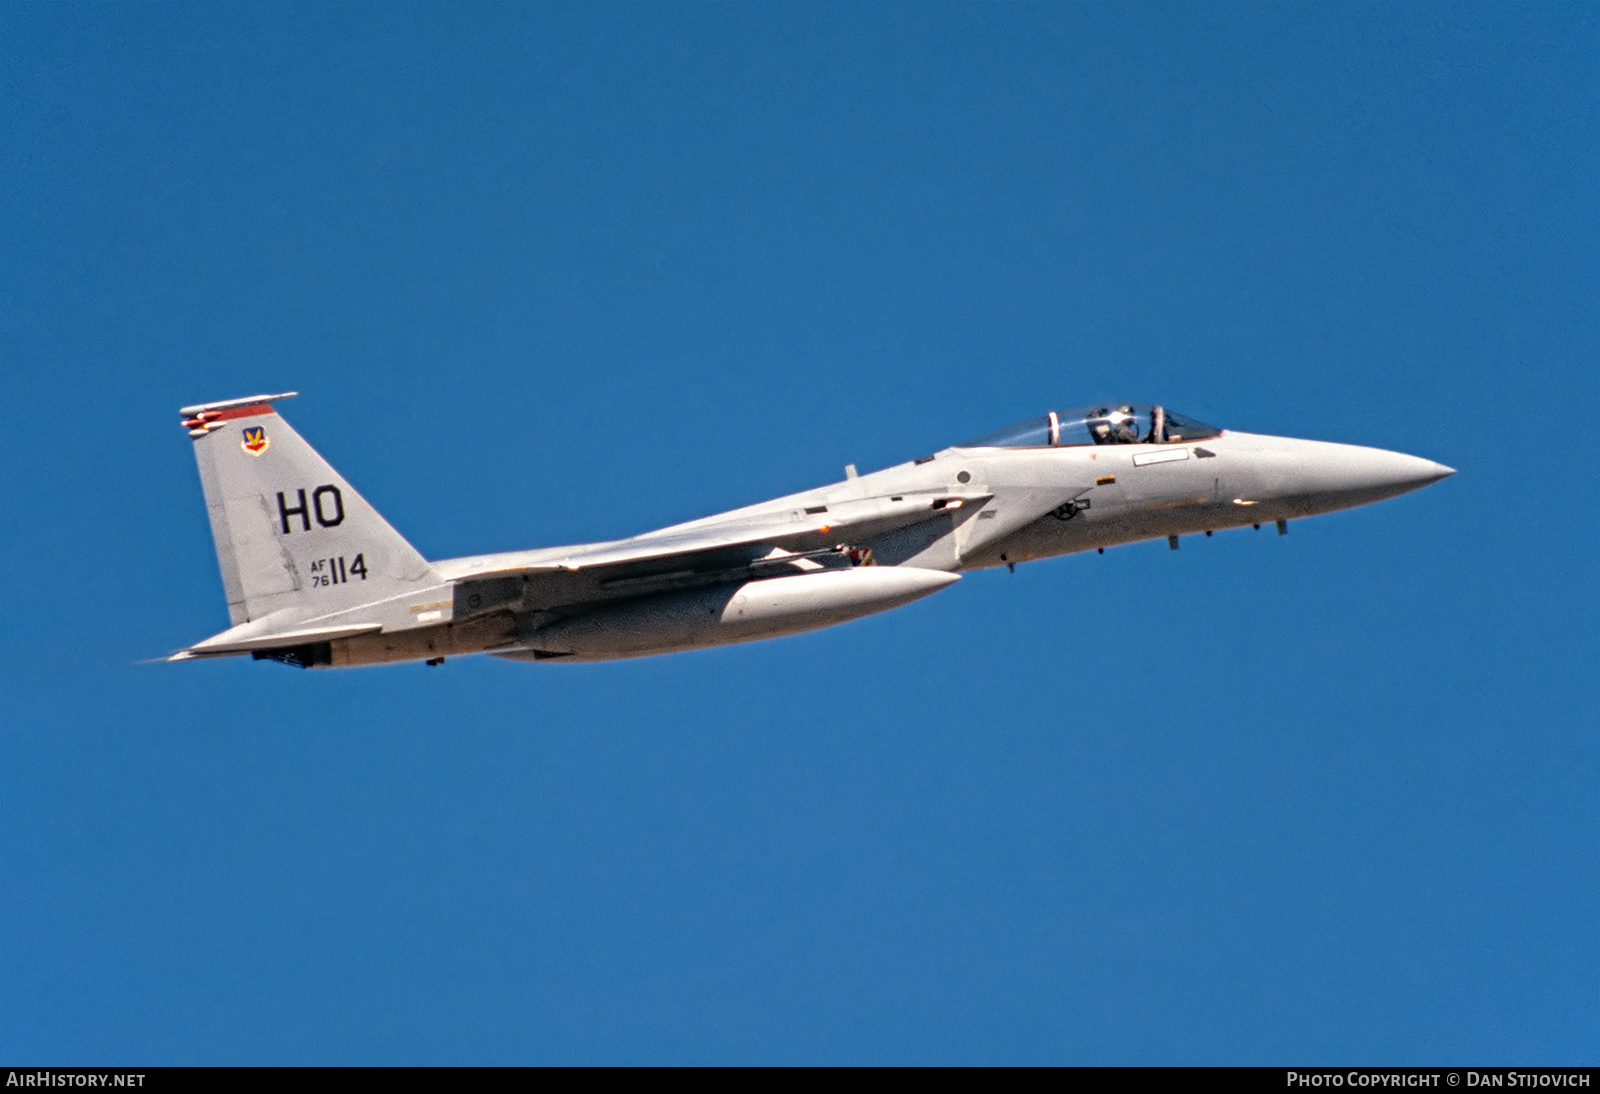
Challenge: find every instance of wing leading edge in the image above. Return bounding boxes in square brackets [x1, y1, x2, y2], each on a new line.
[444, 490, 991, 582]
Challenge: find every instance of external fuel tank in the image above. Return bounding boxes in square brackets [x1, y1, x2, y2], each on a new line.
[500, 566, 960, 662]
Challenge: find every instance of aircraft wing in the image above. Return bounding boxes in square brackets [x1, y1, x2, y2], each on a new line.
[444, 490, 991, 612]
[172, 490, 998, 659]
[467, 492, 987, 575]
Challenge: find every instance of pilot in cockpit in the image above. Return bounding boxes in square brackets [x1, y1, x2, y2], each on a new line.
[1089, 406, 1146, 444]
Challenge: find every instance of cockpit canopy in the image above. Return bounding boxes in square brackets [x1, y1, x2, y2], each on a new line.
[960, 404, 1220, 448]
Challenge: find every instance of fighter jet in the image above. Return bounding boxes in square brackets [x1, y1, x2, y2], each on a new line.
[170, 394, 1452, 668]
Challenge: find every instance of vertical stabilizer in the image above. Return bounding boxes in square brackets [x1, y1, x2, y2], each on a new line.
[181, 394, 438, 624]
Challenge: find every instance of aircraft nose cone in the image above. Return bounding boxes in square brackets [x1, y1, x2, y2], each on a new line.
[1368, 451, 1455, 491]
[1288, 443, 1455, 507]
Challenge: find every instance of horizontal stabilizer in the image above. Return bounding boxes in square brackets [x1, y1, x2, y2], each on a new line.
[173, 621, 382, 659]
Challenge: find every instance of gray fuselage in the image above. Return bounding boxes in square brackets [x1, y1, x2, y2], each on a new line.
[172, 397, 1452, 669]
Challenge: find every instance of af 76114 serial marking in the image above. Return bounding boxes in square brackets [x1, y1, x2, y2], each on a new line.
[167, 393, 1453, 669]
[309, 555, 367, 587]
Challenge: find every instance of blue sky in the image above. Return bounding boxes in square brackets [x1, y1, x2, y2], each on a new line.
[1, 2, 1595, 1064]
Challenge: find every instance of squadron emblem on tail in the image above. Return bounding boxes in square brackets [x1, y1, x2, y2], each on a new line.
[241, 426, 270, 456]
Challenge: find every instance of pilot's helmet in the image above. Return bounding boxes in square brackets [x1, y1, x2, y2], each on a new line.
[1104, 406, 1142, 443]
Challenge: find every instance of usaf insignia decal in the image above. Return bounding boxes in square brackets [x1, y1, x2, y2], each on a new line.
[241, 426, 270, 456]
